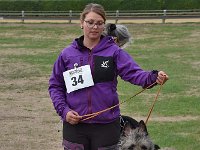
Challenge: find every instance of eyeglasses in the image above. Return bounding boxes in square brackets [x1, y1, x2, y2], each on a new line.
[84, 20, 105, 29]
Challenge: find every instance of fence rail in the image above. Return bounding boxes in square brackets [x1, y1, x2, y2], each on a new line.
[0, 9, 200, 23]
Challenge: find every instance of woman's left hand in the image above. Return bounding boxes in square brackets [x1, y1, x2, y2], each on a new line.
[156, 71, 169, 85]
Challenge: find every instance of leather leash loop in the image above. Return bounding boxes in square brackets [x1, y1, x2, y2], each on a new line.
[81, 81, 159, 121]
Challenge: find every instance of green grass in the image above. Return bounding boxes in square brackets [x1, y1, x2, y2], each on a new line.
[0, 23, 200, 150]
[149, 120, 200, 150]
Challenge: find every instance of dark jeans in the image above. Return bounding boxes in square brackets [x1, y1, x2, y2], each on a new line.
[63, 118, 120, 150]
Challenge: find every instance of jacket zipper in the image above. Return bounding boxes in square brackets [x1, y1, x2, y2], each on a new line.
[88, 49, 93, 116]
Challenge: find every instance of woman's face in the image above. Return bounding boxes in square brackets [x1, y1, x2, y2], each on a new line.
[81, 12, 105, 40]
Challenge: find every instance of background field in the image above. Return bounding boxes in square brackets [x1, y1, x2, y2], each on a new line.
[0, 23, 200, 150]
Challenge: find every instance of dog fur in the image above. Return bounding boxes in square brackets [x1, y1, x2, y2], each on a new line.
[119, 116, 161, 150]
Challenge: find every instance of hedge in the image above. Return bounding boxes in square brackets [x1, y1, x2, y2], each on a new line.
[0, 0, 199, 11]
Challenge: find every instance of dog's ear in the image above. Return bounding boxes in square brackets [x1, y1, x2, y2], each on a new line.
[138, 120, 148, 135]
[154, 144, 160, 150]
[123, 122, 132, 136]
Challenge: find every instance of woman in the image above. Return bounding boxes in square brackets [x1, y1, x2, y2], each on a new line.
[49, 3, 168, 150]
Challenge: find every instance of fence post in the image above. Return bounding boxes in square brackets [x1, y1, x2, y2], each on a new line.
[162, 9, 167, 24]
[115, 10, 119, 24]
[21, 10, 24, 23]
[69, 10, 72, 23]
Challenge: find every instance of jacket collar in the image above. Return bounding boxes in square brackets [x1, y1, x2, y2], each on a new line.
[75, 35, 105, 51]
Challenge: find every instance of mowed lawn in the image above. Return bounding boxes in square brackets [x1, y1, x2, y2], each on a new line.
[0, 23, 199, 150]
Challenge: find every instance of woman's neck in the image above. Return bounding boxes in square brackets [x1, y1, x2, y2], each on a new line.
[83, 37, 100, 50]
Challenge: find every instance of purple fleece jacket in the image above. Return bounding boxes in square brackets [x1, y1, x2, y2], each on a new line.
[48, 36, 158, 123]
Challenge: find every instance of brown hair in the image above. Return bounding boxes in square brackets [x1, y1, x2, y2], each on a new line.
[80, 3, 106, 22]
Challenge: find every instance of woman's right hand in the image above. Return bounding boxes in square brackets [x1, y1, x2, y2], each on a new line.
[66, 110, 82, 125]
[156, 71, 169, 85]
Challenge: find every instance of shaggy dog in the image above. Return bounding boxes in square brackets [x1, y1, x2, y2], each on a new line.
[119, 115, 160, 150]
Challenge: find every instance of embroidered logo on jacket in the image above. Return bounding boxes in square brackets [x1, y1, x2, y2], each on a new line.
[94, 56, 115, 83]
[101, 60, 109, 68]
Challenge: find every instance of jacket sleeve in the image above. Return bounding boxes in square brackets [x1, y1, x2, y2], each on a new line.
[115, 49, 158, 88]
[48, 53, 70, 121]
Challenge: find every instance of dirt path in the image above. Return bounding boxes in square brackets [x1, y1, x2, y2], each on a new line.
[1, 18, 200, 24]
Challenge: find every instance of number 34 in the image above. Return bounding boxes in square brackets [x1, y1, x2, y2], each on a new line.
[71, 75, 84, 86]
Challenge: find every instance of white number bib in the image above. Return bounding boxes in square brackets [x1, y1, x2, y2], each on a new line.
[63, 65, 94, 93]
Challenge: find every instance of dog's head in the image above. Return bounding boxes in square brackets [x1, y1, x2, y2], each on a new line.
[119, 120, 160, 150]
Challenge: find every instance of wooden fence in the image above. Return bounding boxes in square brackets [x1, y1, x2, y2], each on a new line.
[0, 9, 200, 23]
